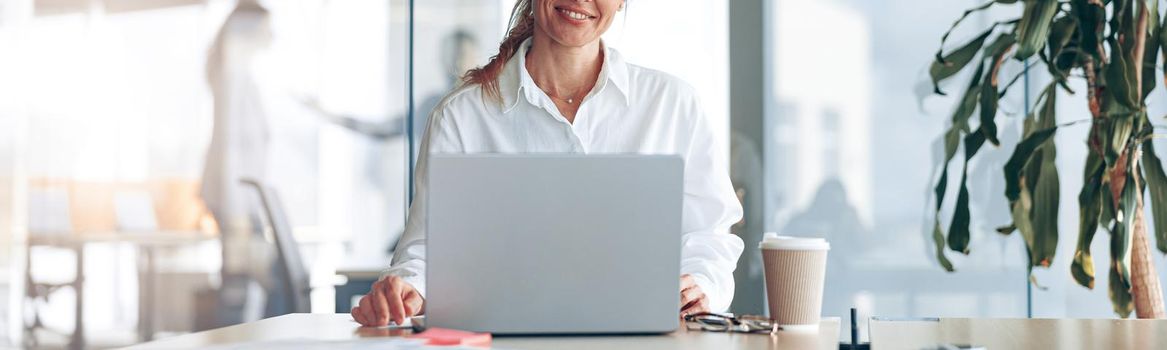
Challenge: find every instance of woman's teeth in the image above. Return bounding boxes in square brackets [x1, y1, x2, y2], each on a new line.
[558, 8, 591, 20]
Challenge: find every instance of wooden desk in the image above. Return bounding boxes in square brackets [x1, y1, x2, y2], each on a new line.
[869, 317, 1167, 349]
[124, 313, 841, 349]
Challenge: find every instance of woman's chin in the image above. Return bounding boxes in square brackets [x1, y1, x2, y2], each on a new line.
[548, 33, 600, 48]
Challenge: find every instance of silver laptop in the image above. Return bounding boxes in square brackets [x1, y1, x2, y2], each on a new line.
[426, 154, 683, 334]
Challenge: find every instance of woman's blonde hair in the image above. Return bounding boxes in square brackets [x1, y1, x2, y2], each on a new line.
[462, 0, 536, 103]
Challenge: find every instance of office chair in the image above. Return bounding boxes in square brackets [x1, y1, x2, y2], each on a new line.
[239, 178, 312, 314]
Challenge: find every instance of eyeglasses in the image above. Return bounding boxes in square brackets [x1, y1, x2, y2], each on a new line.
[683, 312, 780, 334]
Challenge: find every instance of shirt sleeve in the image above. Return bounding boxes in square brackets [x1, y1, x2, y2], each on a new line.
[679, 94, 746, 313]
[381, 106, 463, 297]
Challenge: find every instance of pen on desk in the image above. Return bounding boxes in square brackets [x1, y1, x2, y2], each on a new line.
[850, 307, 857, 350]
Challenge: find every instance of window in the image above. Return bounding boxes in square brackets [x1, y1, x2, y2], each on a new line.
[3, 0, 416, 341]
[760, 0, 1030, 339]
[754, 0, 1167, 339]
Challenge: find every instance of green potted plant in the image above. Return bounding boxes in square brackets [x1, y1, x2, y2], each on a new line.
[930, 0, 1166, 318]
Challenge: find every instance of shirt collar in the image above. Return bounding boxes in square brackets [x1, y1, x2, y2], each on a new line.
[499, 37, 631, 114]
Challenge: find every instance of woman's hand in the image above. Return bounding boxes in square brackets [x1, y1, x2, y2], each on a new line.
[679, 274, 709, 317]
[351, 276, 425, 327]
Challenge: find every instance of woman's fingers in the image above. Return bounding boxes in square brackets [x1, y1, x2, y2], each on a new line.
[369, 283, 390, 325]
[681, 285, 703, 306]
[679, 276, 708, 317]
[680, 274, 697, 291]
[357, 294, 379, 326]
[383, 277, 408, 325]
[681, 298, 709, 316]
[352, 276, 424, 327]
[680, 291, 709, 315]
[403, 289, 424, 316]
[680, 293, 702, 313]
[351, 306, 367, 325]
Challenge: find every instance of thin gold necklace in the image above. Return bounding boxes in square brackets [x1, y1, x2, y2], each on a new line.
[542, 87, 582, 104]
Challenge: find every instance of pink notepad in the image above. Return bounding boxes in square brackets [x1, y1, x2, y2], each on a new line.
[409, 327, 492, 347]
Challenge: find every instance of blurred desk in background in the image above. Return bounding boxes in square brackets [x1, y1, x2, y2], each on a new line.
[23, 178, 215, 348]
[28, 231, 214, 246]
[869, 317, 1167, 349]
[25, 231, 214, 350]
[333, 258, 388, 314]
[125, 313, 841, 349]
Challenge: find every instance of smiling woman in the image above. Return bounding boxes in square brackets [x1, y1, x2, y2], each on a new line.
[462, 0, 624, 122]
[353, 0, 745, 327]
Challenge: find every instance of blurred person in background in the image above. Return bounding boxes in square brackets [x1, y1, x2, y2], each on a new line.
[299, 30, 480, 254]
[201, 0, 278, 327]
[305, 30, 480, 143]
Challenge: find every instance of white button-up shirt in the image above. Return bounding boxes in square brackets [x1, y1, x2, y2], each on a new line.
[385, 38, 745, 312]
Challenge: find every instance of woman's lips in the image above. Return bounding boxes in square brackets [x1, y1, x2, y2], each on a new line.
[555, 6, 595, 21]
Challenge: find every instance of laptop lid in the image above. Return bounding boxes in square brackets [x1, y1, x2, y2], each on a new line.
[426, 154, 683, 334]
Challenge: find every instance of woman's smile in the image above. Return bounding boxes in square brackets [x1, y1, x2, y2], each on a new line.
[555, 6, 596, 22]
[535, 0, 621, 47]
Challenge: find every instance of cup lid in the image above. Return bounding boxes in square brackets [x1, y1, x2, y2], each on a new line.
[759, 234, 830, 250]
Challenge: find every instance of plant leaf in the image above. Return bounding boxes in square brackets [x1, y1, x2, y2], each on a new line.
[931, 0, 1000, 96]
[979, 81, 1000, 146]
[966, 127, 988, 178]
[1031, 151, 1059, 267]
[1073, 150, 1105, 289]
[931, 29, 994, 95]
[1106, 34, 1140, 109]
[1111, 175, 1138, 293]
[930, 62, 987, 271]
[1014, 0, 1059, 60]
[980, 34, 1017, 146]
[1142, 0, 1159, 100]
[1106, 173, 1134, 322]
[949, 130, 987, 254]
[1101, 182, 1117, 228]
[949, 170, 973, 254]
[1106, 113, 1136, 168]
[1071, 0, 1106, 63]
[952, 63, 986, 133]
[933, 220, 955, 272]
[1142, 140, 1167, 254]
[934, 128, 961, 212]
[1005, 128, 1058, 202]
[935, 1, 997, 65]
[1013, 180, 1037, 251]
[1110, 261, 1135, 317]
[932, 61, 984, 250]
[1030, 88, 1059, 268]
[1160, 5, 1167, 87]
[1046, 15, 1077, 80]
[997, 224, 1017, 235]
[1037, 83, 1058, 130]
[1105, 163, 1137, 317]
